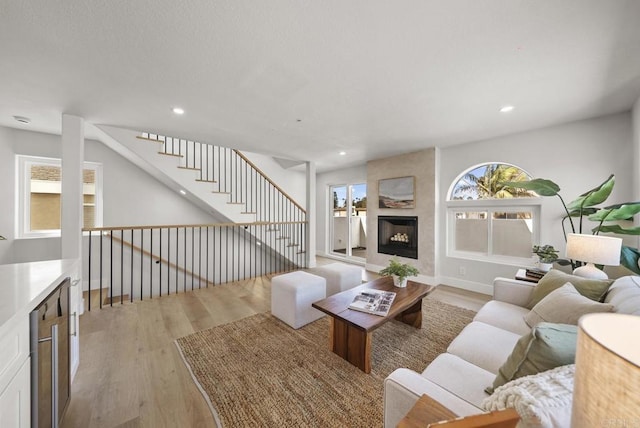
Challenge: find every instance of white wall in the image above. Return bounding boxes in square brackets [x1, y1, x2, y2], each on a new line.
[241, 151, 306, 207]
[315, 165, 367, 256]
[0, 126, 222, 264]
[438, 112, 634, 292]
[0, 126, 15, 263]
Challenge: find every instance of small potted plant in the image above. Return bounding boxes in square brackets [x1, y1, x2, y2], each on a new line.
[379, 257, 419, 288]
[532, 244, 559, 272]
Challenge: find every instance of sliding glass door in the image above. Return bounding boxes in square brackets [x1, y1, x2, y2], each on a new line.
[330, 183, 367, 260]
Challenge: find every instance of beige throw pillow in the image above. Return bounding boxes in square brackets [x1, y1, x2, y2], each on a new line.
[524, 282, 614, 328]
[526, 269, 612, 309]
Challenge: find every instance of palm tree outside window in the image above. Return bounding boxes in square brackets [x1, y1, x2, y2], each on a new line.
[447, 163, 540, 261]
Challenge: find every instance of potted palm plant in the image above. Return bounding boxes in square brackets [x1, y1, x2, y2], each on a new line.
[379, 257, 419, 288]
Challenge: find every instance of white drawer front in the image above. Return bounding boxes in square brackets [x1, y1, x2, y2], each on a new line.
[0, 318, 29, 395]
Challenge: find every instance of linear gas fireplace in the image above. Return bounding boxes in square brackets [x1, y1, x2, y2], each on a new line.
[378, 216, 418, 259]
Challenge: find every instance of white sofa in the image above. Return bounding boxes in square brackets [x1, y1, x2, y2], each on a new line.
[383, 275, 640, 427]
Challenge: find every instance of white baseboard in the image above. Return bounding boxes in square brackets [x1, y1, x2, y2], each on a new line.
[316, 251, 367, 267]
[437, 276, 493, 295]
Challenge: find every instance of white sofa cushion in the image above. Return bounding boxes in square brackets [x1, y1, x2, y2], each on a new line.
[447, 321, 521, 374]
[422, 354, 495, 407]
[384, 368, 481, 427]
[605, 276, 640, 315]
[474, 300, 531, 336]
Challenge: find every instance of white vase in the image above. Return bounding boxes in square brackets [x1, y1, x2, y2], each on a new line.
[538, 262, 553, 272]
[392, 275, 408, 288]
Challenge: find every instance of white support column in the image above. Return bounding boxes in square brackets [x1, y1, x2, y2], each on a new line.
[633, 98, 640, 248]
[305, 161, 317, 268]
[61, 114, 84, 259]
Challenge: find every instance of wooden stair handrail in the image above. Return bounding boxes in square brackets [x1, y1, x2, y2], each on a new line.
[83, 220, 307, 233]
[232, 149, 306, 213]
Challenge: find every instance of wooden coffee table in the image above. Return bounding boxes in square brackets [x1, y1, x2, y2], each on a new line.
[312, 276, 435, 373]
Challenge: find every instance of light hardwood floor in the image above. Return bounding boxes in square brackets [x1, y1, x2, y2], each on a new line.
[62, 260, 490, 428]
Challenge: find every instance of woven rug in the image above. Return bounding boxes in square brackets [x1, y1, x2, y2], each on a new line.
[175, 298, 476, 428]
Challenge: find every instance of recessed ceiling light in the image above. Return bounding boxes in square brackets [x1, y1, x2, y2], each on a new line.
[172, 107, 185, 115]
[179, 189, 186, 195]
[339, 151, 346, 156]
[499, 105, 515, 113]
[13, 115, 31, 124]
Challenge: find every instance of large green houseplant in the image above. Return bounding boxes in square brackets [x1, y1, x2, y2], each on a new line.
[379, 257, 419, 288]
[503, 174, 640, 275]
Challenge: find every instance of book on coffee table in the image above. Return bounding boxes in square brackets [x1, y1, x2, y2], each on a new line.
[348, 289, 396, 316]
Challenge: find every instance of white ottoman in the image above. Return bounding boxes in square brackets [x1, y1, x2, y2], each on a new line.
[314, 263, 363, 296]
[271, 271, 326, 329]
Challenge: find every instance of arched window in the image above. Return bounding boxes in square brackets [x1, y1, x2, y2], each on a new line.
[447, 163, 540, 262]
[449, 163, 535, 200]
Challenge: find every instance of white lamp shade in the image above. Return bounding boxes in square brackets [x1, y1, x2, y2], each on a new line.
[571, 313, 640, 427]
[565, 233, 622, 266]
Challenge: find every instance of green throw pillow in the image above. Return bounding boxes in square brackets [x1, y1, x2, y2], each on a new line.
[486, 322, 578, 394]
[526, 269, 612, 309]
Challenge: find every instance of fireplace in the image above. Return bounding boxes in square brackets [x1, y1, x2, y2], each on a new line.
[377, 216, 418, 259]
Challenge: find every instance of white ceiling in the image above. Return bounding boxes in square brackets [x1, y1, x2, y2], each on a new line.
[1, 1, 640, 172]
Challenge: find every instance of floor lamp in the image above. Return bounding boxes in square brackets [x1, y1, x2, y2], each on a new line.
[572, 313, 640, 427]
[565, 233, 622, 279]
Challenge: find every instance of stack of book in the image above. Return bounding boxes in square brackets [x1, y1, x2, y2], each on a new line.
[515, 268, 547, 283]
[525, 268, 546, 279]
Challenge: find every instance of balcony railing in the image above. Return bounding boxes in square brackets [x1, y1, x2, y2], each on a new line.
[83, 221, 307, 310]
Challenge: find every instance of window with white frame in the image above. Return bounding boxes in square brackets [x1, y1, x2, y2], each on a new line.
[17, 155, 103, 238]
[447, 163, 540, 263]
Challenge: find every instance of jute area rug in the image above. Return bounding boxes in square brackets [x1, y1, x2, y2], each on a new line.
[175, 298, 475, 428]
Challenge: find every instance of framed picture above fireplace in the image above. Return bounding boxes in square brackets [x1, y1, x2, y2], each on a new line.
[378, 176, 415, 209]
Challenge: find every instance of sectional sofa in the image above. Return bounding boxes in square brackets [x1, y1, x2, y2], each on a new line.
[383, 272, 640, 427]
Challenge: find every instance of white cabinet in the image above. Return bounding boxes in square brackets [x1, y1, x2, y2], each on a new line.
[0, 259, 80, 428]
[0, 358, 30, 427]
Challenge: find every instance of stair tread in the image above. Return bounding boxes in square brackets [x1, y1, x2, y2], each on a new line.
[158, 152, 183, 158]
[177, 166, 201, 171]
[211, 191, 231, 194]
[196, 179, 217, 183]
[137, 136, 163, 143]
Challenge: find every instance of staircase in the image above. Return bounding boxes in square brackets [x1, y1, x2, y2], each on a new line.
[83, 126, 309, 309]
[94, 125, 306, 262]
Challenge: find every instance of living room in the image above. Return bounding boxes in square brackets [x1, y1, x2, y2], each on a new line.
[1, 2, 640, 427]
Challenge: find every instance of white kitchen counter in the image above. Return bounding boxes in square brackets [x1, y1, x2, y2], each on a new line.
[0, 259, 78, 335]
